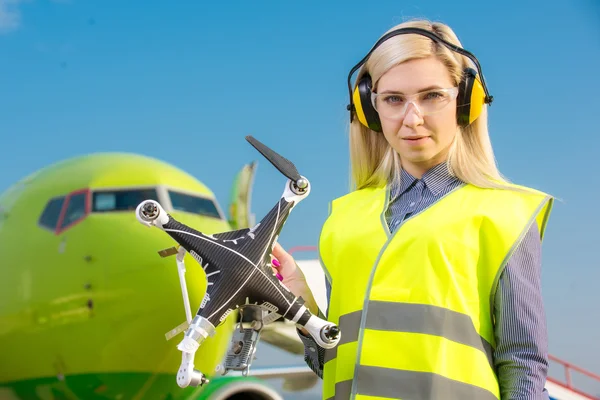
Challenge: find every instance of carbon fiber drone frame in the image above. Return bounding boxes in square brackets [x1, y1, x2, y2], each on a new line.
[134, 136, 341, 388]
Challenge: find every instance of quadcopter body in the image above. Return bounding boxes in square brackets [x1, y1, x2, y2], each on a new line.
[134, 136, 341, 388]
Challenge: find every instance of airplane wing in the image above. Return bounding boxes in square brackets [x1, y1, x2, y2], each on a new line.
[260, 320, 306, 355]
[227, 365, 319, 392]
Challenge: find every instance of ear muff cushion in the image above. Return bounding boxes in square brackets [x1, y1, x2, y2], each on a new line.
[457, 67, 486, 126]
[457, 68, 474, 127]
[355, 73, 382, 132]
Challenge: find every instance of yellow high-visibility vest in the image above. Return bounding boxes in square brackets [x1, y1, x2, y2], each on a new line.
[318, 182, 552, 400]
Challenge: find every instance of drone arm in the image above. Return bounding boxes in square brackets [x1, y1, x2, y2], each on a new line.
[287, 301, 339, 349]
[244, 177, 311, 249]
[175, 247, 193, 325]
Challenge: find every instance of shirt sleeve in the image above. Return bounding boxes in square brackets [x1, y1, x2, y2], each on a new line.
[296, 277, 331, 379]
[493, 221, 551, 400]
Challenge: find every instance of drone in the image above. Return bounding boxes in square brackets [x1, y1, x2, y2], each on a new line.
[135, 135, 341, 388]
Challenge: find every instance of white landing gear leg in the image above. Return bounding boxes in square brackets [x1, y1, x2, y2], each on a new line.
[176, 247, 193, 325]
[176, 315, 216, 388]
[156, 244, 215, 387]
[159, 246, 194, 341]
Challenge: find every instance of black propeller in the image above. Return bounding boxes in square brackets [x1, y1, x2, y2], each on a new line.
[245, 135, 302, 184]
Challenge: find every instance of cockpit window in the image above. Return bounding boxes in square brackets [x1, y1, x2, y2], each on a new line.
[39, 196, 65, 231]
[92, 188, 159, 212]
[60, 192, 87, 229]
[168, 190, 221, 219]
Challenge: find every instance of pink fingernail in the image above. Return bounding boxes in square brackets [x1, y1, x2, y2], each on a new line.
[272, 259, 281, 268]
[276, 273, 283, 281]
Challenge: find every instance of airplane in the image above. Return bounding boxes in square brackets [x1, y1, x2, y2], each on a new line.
[1, 151, 598, 400]
[0, 152, 319, 400]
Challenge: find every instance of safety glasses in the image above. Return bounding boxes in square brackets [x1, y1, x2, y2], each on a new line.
[371, 87, 459, 119]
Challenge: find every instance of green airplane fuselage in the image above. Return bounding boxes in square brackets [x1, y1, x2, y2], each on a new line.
[0, 153, 244, 399]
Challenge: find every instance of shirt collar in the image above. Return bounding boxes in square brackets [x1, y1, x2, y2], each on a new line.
[391, 161, 460, 197]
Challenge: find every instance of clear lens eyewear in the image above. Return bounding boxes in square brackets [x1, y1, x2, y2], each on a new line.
[371, 87, 459, 119]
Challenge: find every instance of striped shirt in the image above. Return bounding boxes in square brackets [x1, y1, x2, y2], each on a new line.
[298, 162, 550, 399]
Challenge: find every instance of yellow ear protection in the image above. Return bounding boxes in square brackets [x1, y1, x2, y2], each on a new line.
[346, 27, 494, 132]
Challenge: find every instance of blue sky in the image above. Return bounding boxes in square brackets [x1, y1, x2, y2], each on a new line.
[1, 0, 599, 391]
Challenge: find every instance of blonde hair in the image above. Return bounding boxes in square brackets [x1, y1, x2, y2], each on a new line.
[349, 19, 512, 192]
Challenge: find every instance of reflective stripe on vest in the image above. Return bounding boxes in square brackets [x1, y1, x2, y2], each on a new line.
[324, 303, 493, 368]
[326, 365, 500, 400]
[318, 183, 552, 400]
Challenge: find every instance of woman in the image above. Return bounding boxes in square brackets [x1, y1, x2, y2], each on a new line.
[272, 19, 553, 400]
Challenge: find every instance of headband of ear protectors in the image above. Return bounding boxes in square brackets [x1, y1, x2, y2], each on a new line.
[346, 27, 494, 132]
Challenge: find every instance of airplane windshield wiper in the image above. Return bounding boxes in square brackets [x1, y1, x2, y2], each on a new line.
[135, 135, 341, 388]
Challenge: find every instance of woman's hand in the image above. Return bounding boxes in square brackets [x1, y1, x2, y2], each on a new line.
[271, 242, 319, 315]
